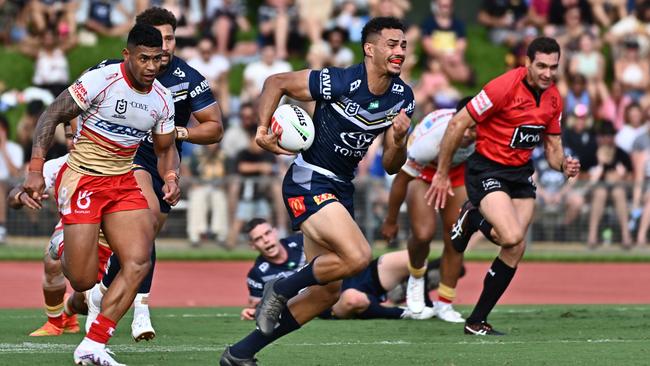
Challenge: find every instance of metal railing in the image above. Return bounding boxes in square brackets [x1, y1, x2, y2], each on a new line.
[3, 176, 641, 247]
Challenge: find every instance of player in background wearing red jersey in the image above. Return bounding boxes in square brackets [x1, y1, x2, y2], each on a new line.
[382, 97, 474, 322]
[426, 37, 580, 335]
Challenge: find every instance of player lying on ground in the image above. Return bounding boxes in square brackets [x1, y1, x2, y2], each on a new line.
[240, 218, 465, 321]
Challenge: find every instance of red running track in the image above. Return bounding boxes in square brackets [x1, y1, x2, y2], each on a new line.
[1, 261, 649, 308]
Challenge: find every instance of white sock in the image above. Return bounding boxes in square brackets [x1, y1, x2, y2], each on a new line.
[80, 337, 105, 349]
[90, 284, 103, 308]
[133, 293, 150, 318]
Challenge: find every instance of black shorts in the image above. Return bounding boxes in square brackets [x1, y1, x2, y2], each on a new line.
[132, 156, 172, 214]
[282, 163, 355, 231]
[341, 258, 386, 301]
[465, 152, 536, 206]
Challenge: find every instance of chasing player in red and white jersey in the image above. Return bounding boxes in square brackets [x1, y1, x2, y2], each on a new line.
[382, 97, 475, 323]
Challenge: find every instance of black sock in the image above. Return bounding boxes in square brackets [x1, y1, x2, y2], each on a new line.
[466, 257, 516, 324]
[101, 253, 120, 288]
[478, 219, 499, 245]
[230, 306, 300, 359]
[357, 296, 404, 319]
[466, 209, 483, 234]
[138, 244, 156, 293]
[273, 257, 322, 298]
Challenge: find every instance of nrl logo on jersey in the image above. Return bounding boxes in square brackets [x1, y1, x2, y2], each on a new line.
[344, 102, 360, 117]
[173, 67, 186, 78]
[115, 99, 127, 114]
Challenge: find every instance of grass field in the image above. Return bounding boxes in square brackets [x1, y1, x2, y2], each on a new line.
[2, 305, 649, 365]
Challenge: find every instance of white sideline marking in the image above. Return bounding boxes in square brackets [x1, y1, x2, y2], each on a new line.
[2, 338, 648, 354]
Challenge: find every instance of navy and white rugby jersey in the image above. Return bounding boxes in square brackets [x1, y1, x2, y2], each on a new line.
[91, 57, 216, 160]
[246, 234, 306, 298]
[303, 63, 415, 180]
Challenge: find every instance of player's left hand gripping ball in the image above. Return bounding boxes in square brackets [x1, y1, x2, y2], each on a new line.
[391, 109, 410, 146]
[255, 125, 295, 156]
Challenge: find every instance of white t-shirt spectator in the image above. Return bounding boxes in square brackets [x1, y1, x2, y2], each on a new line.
[188, 54, 230, 82]
[33, 49, 69, 85]
[243, 59, 292, 98]
[616, 124, 648, 153]
[0, 141, 23, 180]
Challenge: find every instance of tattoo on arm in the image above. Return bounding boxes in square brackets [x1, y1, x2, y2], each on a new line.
[32, 90, 83, 158]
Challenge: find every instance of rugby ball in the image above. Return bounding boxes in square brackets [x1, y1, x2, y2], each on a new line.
[270, 104, 315, 152]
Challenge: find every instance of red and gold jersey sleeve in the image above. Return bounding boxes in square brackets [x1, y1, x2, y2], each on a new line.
[151, 83, 176, 135]
[68, 67, 117, 111]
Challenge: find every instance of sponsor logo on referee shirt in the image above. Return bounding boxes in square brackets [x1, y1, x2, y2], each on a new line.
[510, 125, 544, 149]
[471, 90, 493, 116]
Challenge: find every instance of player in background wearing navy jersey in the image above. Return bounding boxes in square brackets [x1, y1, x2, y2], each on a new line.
[220, 17, 414, 365]
[426, 37, 580, 335]
[83, 7, 224, 342]
[241, 218, 449, 321]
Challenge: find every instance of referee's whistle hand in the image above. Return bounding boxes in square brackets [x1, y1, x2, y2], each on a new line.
[563, 156, 581, 178]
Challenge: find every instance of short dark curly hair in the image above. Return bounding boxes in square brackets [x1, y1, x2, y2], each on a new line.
[527, 37, 561, 62]
[244, 218, 269, 236]
[361, 17, 405, 56]
[127, 23, 162, 49]
[136, 7, 177, 31]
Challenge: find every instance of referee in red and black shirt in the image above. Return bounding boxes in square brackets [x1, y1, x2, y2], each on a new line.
[425, 37, 581, 335]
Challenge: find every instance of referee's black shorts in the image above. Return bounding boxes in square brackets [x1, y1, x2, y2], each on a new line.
[464, 152, 536, 206]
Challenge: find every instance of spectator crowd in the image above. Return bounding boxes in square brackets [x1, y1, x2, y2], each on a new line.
[2, 0, 650, 250]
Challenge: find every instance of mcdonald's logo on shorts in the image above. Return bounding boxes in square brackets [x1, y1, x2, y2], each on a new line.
[288, 196, 306, 217]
